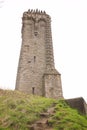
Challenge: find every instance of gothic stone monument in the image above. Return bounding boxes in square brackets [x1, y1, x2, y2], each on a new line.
[15, 9, 63, 99]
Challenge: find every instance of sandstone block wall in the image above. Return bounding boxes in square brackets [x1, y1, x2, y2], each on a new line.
[15, 9, 63, 99]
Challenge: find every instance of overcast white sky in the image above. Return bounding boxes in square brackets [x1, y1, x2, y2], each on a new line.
[0, 0, 87, 101]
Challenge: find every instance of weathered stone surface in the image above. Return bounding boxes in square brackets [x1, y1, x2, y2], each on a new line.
[15, 9, 63, 99]
[65, 97, 87, 114]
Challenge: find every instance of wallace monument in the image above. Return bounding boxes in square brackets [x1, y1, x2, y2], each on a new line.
[15, 9, 63, 99]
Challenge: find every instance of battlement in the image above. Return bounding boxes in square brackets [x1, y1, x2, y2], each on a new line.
[23, 9, 50, 21]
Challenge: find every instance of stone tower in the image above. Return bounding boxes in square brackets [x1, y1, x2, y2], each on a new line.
[15, 9, 63, 99]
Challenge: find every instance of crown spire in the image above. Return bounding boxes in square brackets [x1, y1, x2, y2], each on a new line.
[27, 9, 46, 14]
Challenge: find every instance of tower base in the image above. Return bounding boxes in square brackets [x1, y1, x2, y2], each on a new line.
[43, 70, 63, 99]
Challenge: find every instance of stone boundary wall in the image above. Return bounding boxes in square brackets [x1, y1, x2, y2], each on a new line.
[65, 97, 87, 114]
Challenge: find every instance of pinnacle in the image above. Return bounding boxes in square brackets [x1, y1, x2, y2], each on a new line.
[28, 9, 46, 14]
[23, 9, 50, 21]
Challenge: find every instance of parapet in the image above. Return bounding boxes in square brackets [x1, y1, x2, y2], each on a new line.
[22, 9, 51, 22]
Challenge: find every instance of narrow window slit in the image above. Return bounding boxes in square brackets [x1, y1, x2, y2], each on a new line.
[32, 87, 35, 95]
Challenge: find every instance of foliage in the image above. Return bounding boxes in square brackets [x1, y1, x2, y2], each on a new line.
[49, 100, 87, 130]
[0, 89, 54, 130]
[0, 89, 87, 130]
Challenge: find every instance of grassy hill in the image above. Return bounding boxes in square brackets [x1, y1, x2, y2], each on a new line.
[0, 89, 87, 130]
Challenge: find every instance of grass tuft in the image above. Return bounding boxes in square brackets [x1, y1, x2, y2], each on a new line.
[0, 90, 55, 129]
[49, 100, 87, 130]
[0, 90, 87, 130]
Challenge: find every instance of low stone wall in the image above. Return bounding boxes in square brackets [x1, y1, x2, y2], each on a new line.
[65, 97, 87, 115]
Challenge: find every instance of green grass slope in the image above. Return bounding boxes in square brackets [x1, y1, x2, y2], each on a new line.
[0, 89, 87, 130]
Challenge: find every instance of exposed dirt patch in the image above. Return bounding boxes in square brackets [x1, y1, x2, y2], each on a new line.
[29, 106, 55, 130]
